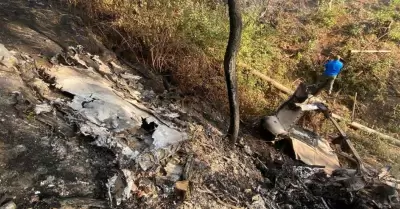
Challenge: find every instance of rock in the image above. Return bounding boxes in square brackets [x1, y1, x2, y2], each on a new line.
[164, 162, 183, 182]
[0, 44, 18, 68]
[137, 178, 156, 198]
[250, 195, 267, 209]
[0, 201, 17, 209]
[244, 145, 253, 155]
[40, 175, 56, 187]
[137, 153, 155, 171]
[175, 180, 189, 192]
[238, 137, 245, 145]
[30, 194, 40, 203]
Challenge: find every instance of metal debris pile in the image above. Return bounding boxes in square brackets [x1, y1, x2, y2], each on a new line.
[30, 45, 192, 207]
[257, 82, 400, 209]
[255, 157, 400, 209]
[2, 42, 400, 208]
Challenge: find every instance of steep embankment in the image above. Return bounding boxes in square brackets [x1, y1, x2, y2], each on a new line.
[64, 0, 400, 173]
[1, 1, 400, 209]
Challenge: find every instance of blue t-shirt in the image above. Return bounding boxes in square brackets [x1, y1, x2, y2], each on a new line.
[323, 60, 343, 76]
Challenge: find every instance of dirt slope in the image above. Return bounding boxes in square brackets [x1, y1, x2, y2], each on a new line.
[0, 1, 399, 209]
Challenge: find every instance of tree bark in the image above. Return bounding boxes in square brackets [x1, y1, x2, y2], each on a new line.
[224, 0, 242, 143]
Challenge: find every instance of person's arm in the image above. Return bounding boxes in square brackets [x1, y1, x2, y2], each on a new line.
[336, 63, 344, 78]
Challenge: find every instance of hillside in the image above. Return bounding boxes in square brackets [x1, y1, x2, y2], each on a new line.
[0, 0, 400, 208]
[64, 0, 400, 173]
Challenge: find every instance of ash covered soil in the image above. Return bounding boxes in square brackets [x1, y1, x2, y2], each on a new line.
[0, 1, 399, 209]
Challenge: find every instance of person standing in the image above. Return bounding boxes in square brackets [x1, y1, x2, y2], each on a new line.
[313, 55, 344, 96]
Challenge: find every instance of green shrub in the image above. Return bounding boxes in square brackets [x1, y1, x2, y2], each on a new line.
[68, 0, 400, 136]
[389, 23, 400, 41]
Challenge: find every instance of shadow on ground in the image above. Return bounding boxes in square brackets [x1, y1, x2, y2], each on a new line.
[0, 0, 119, 207]
[0, 0, 111, 62]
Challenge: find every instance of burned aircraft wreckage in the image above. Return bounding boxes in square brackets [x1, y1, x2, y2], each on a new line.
[1, 42, 400, 208]
[260, 83, 365, 174]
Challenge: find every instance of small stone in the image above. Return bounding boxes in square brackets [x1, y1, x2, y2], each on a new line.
[40, 175, 55, 186]
[138, 178, 156, 194]
[233, 167, 239, 175]
[0, 44, 18, 68]
[137, 153, 155, 171]
[30, 195, 40, 203]
[245, 189, 252, 193]
[164, 162, 183, 182]
[244, 145, 253, 155]
[238, 137, 245, 145]
[175, 180, 189, 192]
[0, 201, 17, 209]
[250, 195, 266, 209]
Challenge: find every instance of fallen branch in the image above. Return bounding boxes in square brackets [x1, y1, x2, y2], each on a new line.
[350, 50, 391, 53]
[321, 197, 331, 209]
[351, 92, 357, 121]
[249, 69, 292, 95]
[349, 122, 400, 147]
[254, 157, 269, 174]
[336, 151, 358, 164]
[333, 114, 400, 147]
[243, 66, 400, 147]
[343, 137, 366, 174]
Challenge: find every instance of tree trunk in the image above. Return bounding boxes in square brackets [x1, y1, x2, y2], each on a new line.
[224, 0, 243, 144]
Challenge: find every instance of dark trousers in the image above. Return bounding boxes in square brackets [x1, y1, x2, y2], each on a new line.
[313, 75, 336, 96]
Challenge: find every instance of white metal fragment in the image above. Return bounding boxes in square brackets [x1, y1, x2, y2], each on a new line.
[34, 103, 53, 114]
